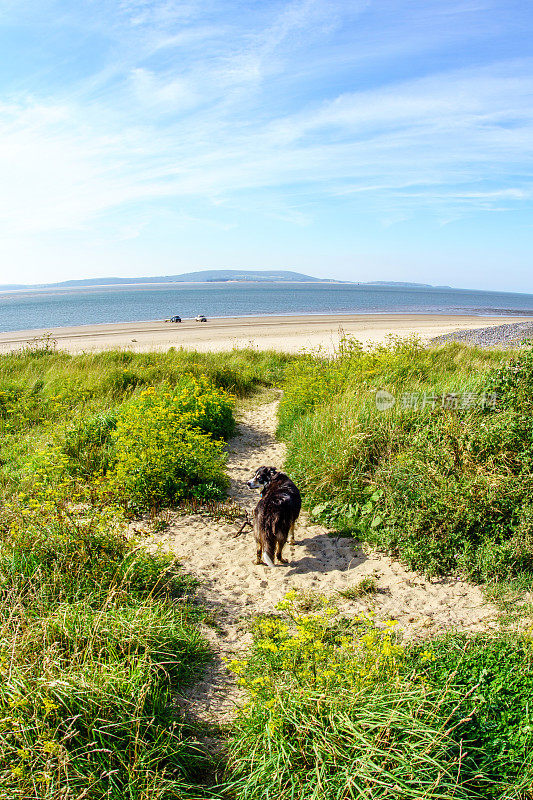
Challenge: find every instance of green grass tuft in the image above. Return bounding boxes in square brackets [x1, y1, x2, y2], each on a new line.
[339, 576, 378, 599]
[279, 336, 533, 582]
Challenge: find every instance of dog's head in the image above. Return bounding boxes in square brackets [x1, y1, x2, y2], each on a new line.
[247, 466, 278, 490]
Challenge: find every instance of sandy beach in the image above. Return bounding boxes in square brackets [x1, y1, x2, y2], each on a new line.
[1, 313, 532, 355]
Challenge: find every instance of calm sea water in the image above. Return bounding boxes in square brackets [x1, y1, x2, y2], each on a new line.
[2, 282, 533, 333]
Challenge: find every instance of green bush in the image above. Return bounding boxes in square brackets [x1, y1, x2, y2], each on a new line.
[365, 411, 533, 578]
[361, 351, 533, 579]
[110, 382, 229, 511]
[228, 595, 533, 800]
[0, 623, 210, 800]
[407, 632, 533, 798]
[486, 345, 533, 413]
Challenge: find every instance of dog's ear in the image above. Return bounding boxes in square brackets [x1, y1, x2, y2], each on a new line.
[268, 467, 278, 477]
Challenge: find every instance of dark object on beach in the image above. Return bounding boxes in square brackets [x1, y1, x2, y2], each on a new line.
[164, 315, 182, 322]
[195, 315, 207, 322]
[247, 466, 301, 566]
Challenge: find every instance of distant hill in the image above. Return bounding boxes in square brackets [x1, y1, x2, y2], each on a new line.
[0, 269, 340, 290]
[0, 271, 459, 291]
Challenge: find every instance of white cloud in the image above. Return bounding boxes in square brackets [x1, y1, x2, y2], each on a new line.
[1, 56, 533, 239]
[0, 1, 532, 251]
[128, 68, 200, 111]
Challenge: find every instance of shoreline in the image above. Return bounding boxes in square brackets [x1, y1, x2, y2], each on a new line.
[1, 312, 532, 355]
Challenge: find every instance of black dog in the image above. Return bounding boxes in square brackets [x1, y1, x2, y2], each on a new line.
[247, 466, 301, 567]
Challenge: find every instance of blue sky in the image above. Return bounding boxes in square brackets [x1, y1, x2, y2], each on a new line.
[1, 0, 533, 291]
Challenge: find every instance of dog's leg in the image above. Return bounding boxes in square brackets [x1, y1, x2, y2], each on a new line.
[289, 522, 295, 545]
[254, 515, 263, 565]
[275, 541, 288, 564]
[288, 522, 296, 563]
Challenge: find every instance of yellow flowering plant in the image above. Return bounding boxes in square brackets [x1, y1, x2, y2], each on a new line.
[109, 379, 231, 511]
[229, 591, 405, 700]
[226, 591, 493, 800]
[128, 375, 235, 440]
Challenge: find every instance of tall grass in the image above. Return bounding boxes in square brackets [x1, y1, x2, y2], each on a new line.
[0, 346, 294, 415]
[227, 592, 533, 800]
[0, 503, 215, 799]
[278, 337, 533, 581]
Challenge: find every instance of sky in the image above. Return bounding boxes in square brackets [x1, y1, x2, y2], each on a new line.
[0, 0, 533, 291]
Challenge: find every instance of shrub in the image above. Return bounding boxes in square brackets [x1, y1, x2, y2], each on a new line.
[0, 620, 209, 800]
[0, 383, 50, 433]
[365, 412, 533, 579]
[486, 345, 533, 414]
[110, 383, 229, 511]
[158, 374, 235, 440]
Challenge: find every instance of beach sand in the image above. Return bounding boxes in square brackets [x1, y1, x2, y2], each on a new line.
[1, 313, 532, 354]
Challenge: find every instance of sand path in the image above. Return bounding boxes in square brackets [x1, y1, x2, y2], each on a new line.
[148, 397, 496, 725]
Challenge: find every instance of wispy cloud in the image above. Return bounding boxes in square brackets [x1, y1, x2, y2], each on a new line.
[0, 0, 532, 282]
[3, 59, 532, 230]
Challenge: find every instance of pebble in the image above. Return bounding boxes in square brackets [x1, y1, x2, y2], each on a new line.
[432, 321, 533, 349]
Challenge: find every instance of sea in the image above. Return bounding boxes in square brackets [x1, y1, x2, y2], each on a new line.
[2, 281, 533, 333]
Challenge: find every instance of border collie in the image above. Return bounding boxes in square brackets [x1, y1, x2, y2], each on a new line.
[247, 466, 301, 567]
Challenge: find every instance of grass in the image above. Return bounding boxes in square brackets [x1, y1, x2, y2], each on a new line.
[278, 336, 533, 584]
[0, 504, 215, 799]
[225, 593, 499, 800]
[225, 591, 533, 800]
[0, 344, 300, 798]
[0, 345, 294, 410]
[5, 339, 533, 799]
[338, 575, 378, 599]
